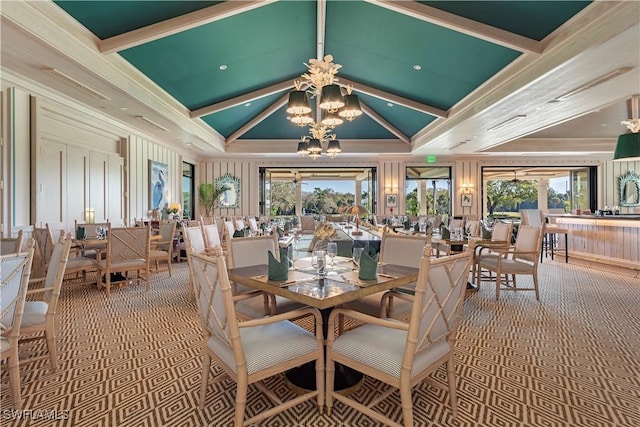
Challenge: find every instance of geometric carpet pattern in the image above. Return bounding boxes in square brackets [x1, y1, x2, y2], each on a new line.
[1, 258, 639, 426]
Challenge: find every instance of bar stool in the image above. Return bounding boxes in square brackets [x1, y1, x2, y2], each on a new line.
[544, 223, 569, 263]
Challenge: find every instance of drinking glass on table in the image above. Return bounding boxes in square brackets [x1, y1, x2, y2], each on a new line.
[288, 244, 297, 270]
[352, 247, 364, 265]
[326, 242, 338, 270]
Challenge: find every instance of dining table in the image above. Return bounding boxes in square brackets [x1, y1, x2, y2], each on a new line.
[227, 255, 419, 392]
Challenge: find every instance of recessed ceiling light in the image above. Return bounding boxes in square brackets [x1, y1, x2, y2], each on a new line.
[219, 64, 227, 71]
[245, 102, 251, 107]
[601, 123, 607, 127]
[387, 102, 394, 107]
[119, 107, 128, 111]
[413, 65, 421, 70]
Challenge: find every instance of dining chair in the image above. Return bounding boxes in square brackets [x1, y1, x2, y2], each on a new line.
[201, 223, 221, 249]
[234, 217, 246, 232]
[339, 232, 430, 331]
[0, 229, 24, 255]
[189, 248, 324, 426]
[1, 240, 35, 409]
[226, 233, 301, 317]
[224, 220, 237, 242]
[182, 224, 221, 295]
[19, 234, 70, 372]
[476, 225, 544, 300]
[148, 221, 177, 276]
[326, 246, 473, 426]
[472, 221, 514, 288]
[247, 217, 261, 235]
[96, 225, 150, 297]
[464, 220, 481, 238]
[34, 223, 98, 286]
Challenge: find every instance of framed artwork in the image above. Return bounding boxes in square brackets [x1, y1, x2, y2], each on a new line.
[216, 173, 240, 209]
[149, 160, 169, 211]
[461, 193, 473, 207]
[385, 194, 397, 208]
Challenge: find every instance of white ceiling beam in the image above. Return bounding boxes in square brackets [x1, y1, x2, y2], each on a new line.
[190, 79, 295, 118]
[361, 102, 410, 144]
[317, 0, 327, 60]
[225, 93, 290, 145]
[339, 77, 448, 118]
[367, 0, 543, 54]
[99, 0, 276, 54]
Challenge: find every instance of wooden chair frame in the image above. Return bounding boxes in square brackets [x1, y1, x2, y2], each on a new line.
[96, 225, 150, 297]
[189, 249, 324, 426]
[20, 235, 71, 371]
[326, 247, 473, 427]
[1, 242, 35, 409]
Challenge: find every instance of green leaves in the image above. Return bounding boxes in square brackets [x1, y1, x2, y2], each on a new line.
[198, 183, 227, 217]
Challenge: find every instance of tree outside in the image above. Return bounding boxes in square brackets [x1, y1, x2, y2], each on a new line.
[485, 179, 538, 216]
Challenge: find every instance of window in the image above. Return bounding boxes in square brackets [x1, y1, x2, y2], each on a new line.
[405, 166, 451, 216]
[259, 167, 377, 216]
[182, 162, 194, 219]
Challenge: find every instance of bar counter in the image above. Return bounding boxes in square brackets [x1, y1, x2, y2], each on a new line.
[547, 214, 639, 270]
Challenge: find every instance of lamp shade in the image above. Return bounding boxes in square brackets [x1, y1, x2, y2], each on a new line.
[321, 110, 344, 127]
[319, 84, 344, 112]
[286, 90, 311, 115]
[297, 140, 309, 155]
[290, 112, 313, 126]
[307, 138, 322, 153]
[327, 139, 341, 153]
[169, 202, 181, 212]
[338, 94, 362, 121]
[613, 133, 640, 161]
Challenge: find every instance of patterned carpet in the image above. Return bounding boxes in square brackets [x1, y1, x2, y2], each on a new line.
[1, 258, 639, 427]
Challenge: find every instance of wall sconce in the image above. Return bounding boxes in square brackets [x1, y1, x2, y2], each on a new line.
[84, 208, 95, 224]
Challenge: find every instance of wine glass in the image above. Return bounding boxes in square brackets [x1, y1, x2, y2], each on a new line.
[288, 244, 297, 270]
[327, 242, 337, 270]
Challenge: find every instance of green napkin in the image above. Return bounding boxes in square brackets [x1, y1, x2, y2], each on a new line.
[441, 227, 451, 239]
[233, 230, 245, 238]
[482, 226, 493, 240]
[358, 251, 379, 280]
[268, 250, 289, 281]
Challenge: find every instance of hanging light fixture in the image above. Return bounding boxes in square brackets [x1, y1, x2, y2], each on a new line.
[614, 96, 640, 161]
[286, 54, 363, 158]
[338, 86, 363, 121]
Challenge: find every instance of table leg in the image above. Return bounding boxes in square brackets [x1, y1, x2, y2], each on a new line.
[285, 307, 364, 393]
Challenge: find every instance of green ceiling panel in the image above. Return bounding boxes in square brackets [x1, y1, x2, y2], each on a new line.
[54, 1, 220, 39]
[53, 0, 593, 146]
[201, 91, 287, 138]
[422, 1, 591, 41]
[325, 1, 520, 110]
[120, 1, 315, 110]
[356, 93, 437, 136]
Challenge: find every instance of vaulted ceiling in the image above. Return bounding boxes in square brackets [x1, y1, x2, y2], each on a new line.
[2, 1, 639, 158]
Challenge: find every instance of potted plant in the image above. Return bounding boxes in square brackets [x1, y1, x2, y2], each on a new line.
[198, 183, 228, 217]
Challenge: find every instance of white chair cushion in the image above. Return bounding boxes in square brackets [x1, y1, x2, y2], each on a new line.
[21, 301, 48, 328]
[98, 259, 146, 270]
[478, 257, 534, 274]
[207, 320, 317, 375]
[66, 257, 98, 268]
[332, 323, 451, 378]
[149, 249, 169, 258]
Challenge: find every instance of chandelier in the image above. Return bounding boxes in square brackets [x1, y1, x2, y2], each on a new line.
[287, 55, 362, 158]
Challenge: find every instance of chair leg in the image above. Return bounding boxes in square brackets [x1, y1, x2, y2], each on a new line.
[495, 270, 501, 300]
[45, 322, 58, 372]
[234, 374, 248, 427]
[167, 256, 173, 277]
[8, 348, 22, 409]
[105, 274, 111, 298]
[199, 352, 210, 409]
[325, 354, 335, 415]
[400, 381, 414, 427]
[315, 347, 325, 413]
[533, 271, 540, 301]
[447, 356, 458, 417]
